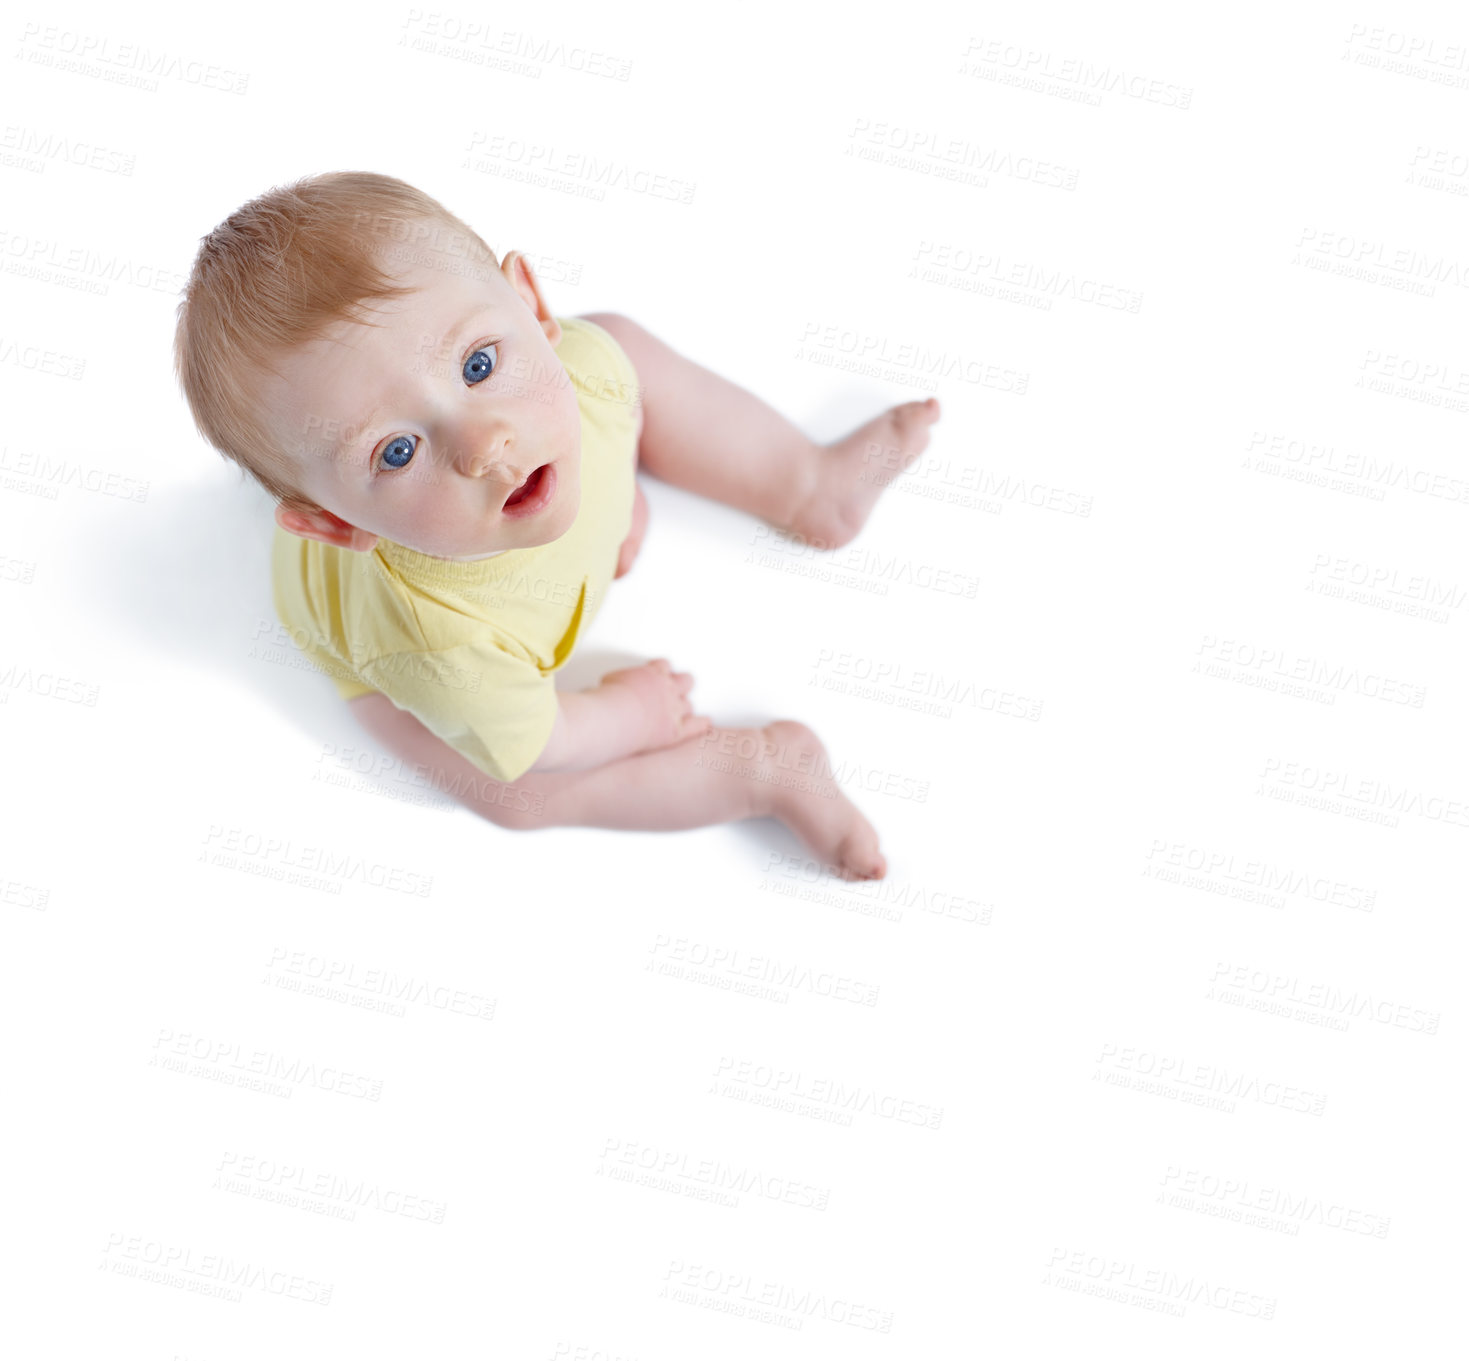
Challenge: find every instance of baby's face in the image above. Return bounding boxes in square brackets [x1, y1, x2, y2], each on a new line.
[259, 242, 583, 559]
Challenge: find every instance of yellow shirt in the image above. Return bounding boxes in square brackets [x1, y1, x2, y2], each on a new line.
[270, 316, 639, 782]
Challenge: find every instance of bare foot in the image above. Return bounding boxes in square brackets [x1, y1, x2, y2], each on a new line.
[755, 720, 887, 881]
[785, 398, 941, 549]
[614, 480, 648, 578]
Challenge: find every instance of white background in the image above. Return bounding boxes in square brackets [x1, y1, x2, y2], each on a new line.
[2, 1, 1465, 1356]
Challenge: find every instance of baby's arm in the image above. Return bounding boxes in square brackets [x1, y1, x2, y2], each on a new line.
[531, 658, 709, 773]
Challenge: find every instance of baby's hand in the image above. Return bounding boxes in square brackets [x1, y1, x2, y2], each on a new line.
[599, 658, 712, 752]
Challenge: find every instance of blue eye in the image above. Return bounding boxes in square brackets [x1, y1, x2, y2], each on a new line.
[381, 435, 415, 469]
[375, 342, 499, 473]
[464, 344, 497, 384]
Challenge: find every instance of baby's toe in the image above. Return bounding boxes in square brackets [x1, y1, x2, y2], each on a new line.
[897, 397, 941, 429]
[836, 828, 886, 882]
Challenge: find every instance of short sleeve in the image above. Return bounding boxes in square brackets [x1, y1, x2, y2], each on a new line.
[359, 639, 559, 783]
[334, 674, 379, 701]
[293, 647, 376, 701]
[560, 317, 641, 441]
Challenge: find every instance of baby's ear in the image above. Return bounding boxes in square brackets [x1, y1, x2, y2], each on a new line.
[275, 500, 378, 552]
[501, 251, 561, 347]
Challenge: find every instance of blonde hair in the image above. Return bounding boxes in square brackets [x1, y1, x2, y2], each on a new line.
[172, 171, 498, 510]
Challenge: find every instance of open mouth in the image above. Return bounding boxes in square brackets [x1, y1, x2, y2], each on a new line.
[501, 463, 555, 518]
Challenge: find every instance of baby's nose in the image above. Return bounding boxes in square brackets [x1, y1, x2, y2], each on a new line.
[454, 434, 518, 480]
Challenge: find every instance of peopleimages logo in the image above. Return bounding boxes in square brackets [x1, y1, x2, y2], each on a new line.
[712, 1056, 944, 1129]
[98, 1232, 330, 1304]
[1259, 758, 1469, 828]
[1094, 1043, 1327, 1116]
[1158, 1166, 1391, 1238]
[1043, 1248, 1274, 1320]
[1207, 963, 1438, 1035]
[200, 825, 433, 897]
[1144, 838, 1376, 911]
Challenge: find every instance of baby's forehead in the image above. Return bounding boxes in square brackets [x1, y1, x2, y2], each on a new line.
[346, 266, 504, 352]
[257, 258, 504, 398]
[250, 340, 370, 446]
[281, 298, 437, 373]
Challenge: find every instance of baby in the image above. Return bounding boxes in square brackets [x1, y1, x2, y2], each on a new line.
[173, 171, 938, 880]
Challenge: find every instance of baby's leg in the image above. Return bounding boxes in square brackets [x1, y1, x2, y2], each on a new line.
[579, 312, 940, 549]
[536, 721, 884, 880]
[349, 695, 885, 879]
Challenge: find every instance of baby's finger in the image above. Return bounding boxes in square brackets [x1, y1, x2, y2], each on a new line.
[673, 671, 694, 696]
[680, 713, 714, 740]
[650, 657, 672, 673]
